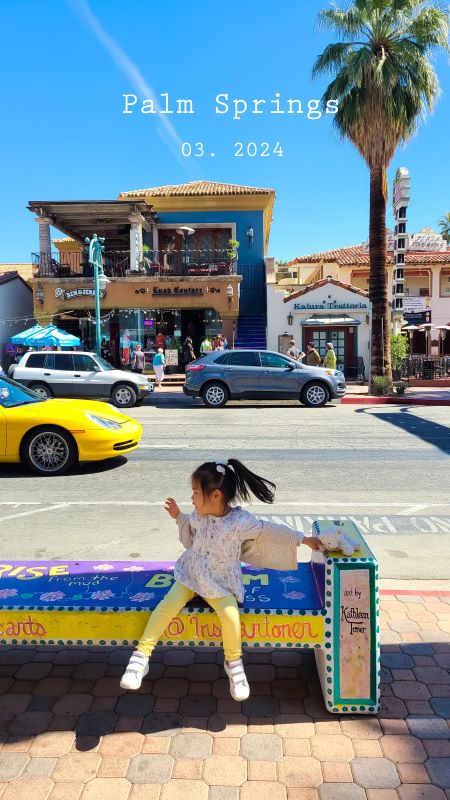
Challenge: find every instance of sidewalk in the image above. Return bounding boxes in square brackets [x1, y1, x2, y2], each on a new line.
[0, 581, 449, 799]
[148, 384, 450, 406]
[342, 385, 450, 406]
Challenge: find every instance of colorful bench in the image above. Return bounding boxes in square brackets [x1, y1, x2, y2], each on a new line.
[0, 520, 380, 715]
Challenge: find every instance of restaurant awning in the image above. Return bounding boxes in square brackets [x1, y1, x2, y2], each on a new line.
[302, 315, 361, 326]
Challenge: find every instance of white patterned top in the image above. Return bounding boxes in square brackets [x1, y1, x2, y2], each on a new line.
[175, 507, 303, 602]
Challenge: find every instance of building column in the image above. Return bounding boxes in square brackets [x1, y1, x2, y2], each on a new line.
[431, 266, 440, 301]
[128, 213, 145, 272]
[152, 224, 159, 261]
[35, 215, 52, 273]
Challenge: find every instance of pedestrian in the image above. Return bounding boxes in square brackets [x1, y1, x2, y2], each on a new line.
[183, 336, 196, 367]
[287, 339, 305, 362]
[120, 459, 323, 698]
[131, 344, 145, 374]
[213, 336, 224, 351]
[323, 342, 337, 369]
[152, 347, 165, 387]
[222, 336, 229, 350]
[200, 336, 212, 354]
[305, 342, 321, 366]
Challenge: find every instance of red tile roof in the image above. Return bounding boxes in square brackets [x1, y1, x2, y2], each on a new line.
[284, 278, 369, 303]
[119, 180, 275, 199]
[288, 245, 450, 266]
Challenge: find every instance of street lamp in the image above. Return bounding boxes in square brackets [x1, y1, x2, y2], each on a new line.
[247, 226, 254, 245]
[85, 234, 110, 356]
[287, 312, 294, 326]
[226, 284, 234, 305]
[176, 227, 196, 274]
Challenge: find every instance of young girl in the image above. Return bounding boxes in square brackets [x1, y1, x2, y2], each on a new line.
[120, 459, 323, 701]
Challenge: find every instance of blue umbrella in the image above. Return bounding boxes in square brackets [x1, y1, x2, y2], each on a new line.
[25, 325, 81, 348]
[11, 324, 44, 344]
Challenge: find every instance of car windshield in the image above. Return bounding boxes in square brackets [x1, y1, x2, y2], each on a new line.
[0, 376, 43, 408]
[94, 356, 115, 371]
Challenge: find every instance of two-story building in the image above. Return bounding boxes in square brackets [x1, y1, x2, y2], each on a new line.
[280, 228, 450, 358]
[28, 180, 275, 369]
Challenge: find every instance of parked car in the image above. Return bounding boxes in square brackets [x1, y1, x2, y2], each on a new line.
[183, 349, 346, 408]
[8, 351, 153, 408]
[0, 375, 143, 475]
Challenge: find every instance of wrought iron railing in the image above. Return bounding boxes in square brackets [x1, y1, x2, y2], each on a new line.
[32, 249, 237, 279]
[401, 355, 450, 379]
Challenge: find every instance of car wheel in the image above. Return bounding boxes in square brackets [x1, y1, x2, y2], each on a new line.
[22, 426, 77, 476]
[112, 384, 137, 408]
[300, 382, 329, 408]
[29, 383, 53, 400]
[202, 382, 229, 408]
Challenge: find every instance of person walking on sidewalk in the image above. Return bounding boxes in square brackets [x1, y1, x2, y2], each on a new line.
[323, 342, 337, 370]
[131, 345, 145, 374]
[183, 337, 196, 367]
[287, 339, 305, 362]
[306, 342, 321, 366]
[120, 459, 323, 701]
[152, 348, 165, 388]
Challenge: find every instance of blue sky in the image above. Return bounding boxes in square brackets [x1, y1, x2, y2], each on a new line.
[1, 0, 449, 264]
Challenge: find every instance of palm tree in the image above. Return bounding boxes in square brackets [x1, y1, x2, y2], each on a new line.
[313, 0, 448, 388]
[438, 211, 450, 243]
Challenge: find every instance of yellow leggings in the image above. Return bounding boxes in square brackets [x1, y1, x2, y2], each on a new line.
[137, 581, 242, 661]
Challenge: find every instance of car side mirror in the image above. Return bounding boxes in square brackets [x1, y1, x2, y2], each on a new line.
[286, 363, 295, 371]
[93, 365, 102, 372]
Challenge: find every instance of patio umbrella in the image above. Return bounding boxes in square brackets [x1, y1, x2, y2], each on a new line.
[25, 325, 81, 348]
[401, 325, 419, 332]
[11, 324, 44, 344]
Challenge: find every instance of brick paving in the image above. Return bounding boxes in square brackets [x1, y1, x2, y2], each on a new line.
[0, 587, 449, 799]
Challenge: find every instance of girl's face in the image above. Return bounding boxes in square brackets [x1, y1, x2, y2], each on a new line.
[191, 479, 226, 516]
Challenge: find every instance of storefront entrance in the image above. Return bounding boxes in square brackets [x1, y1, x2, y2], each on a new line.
[304, 327, 356, 373]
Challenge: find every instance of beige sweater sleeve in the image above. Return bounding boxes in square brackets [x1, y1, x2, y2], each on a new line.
[176, 512, 194, 549]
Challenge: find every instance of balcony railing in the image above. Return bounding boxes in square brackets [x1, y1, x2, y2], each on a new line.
[32, 249, 237, 279]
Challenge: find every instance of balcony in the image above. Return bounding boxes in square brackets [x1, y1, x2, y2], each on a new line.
[32, 249, 237, 279]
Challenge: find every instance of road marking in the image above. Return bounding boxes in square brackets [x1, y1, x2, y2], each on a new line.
[0, 503, 68, 522]
[397, 504, 430, 516]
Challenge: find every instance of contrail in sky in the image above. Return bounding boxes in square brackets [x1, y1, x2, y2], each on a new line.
[67, 0, 186, 167]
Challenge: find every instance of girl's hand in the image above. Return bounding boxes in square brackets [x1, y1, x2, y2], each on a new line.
[165, 498, 180, 519]
[302, 536, 324, 552]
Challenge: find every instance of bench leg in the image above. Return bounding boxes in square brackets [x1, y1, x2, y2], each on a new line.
[316, 560, 380, 714]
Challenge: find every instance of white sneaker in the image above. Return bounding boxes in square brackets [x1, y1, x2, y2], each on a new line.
[224, 658, 250, 701]
[120, 650, 149, 691]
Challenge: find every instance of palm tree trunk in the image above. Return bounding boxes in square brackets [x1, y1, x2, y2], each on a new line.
[369, 166, 392, 391]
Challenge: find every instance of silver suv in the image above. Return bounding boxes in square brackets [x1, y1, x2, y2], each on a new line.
[9, 351, 153, 408]
[183, 349, 346, 407]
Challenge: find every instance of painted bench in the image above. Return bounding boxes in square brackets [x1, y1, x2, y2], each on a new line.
[0, 520, 380, 715]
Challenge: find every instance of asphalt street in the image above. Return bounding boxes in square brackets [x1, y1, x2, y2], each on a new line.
[1, 399, 450, 579]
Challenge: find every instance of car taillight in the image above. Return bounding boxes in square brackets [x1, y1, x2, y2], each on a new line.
[187, 364, 205, 371]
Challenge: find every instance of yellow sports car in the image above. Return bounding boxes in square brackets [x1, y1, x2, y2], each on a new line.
[0, 375, 143, 475]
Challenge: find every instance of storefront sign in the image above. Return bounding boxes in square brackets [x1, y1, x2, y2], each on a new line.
[362, 230, 396, 253]
[293, 301, 368, 311]
[164, 349, 179, 366]
[55, 287, 106, 300]
[409, 230, 447, 252]
[403, 310, 431, 325]
[403, 297, 430, 313]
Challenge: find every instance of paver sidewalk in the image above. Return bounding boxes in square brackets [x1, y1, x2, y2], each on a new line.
[0, 582, 449, 799]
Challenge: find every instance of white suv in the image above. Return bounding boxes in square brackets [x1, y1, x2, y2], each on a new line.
[9, 351, 153, 408]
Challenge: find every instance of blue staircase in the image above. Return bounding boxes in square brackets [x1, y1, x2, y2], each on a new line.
[234, 314, 267, 349]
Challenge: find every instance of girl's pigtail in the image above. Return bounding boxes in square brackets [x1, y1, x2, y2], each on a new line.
[227, 459, 276, 504]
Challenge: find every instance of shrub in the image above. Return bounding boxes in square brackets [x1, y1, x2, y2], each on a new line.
[372, 375, 393, 396]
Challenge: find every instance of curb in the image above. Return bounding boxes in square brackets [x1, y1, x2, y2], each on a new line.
[341, 396, 450, 406]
